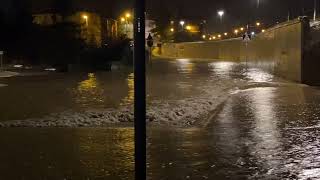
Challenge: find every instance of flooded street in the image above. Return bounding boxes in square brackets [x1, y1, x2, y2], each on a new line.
[1, 59, 320, 179]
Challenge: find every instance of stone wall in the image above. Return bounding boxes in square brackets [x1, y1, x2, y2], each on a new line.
[158, 18, 310, 83]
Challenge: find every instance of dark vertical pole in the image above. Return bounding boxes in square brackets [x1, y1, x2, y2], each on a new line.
[134, 0, 146, 178]
[314, 0, 317, 21]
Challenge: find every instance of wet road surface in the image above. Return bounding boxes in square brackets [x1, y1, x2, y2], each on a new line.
[1, 58, 320, 179]
[1, 84, 320, 179]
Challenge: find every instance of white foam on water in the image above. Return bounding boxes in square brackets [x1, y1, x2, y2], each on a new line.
[0, 71, 19, 78]
[0, 79, 242, 127]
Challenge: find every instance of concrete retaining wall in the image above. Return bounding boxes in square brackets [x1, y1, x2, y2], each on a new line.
[158, 19, 311, 83]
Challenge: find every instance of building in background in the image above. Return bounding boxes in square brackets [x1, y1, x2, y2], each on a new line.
[33, 11, 118, 47]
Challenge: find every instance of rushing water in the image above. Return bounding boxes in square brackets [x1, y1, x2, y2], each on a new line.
[1, 58, 320, 179]
[0, 58, 279, 126]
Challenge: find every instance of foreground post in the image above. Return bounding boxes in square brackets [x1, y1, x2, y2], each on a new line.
[134, 0, 146, 179]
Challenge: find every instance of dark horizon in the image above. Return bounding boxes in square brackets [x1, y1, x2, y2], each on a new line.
[1, 0, 318, 32]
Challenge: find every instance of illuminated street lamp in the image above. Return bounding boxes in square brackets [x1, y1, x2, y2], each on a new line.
[262, 29, 265, 33]
[217, 10, 224, 22]
[126, 13, 131, 18]
[82, 15, 88, 26]
[217, 34, 221, 38]
[224, 32, 228, 36]
[202, 35, 206, 39]
[240, 27, 244, 31]
[234, 29, 239, 35]
[256, 22, 261, 26]
[170, 28, 174, 32]
[186, 25, 192, 31]
[121, 17, 125, 22]
[180, 21, 185, 28]
[213, 36, 216, 40]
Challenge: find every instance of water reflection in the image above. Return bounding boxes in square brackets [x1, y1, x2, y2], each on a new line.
[249, 88, 282, 172]
[0, 128, 135, 179]
[208, 61, 234, 78]
[76, 73, 105, 106]
[121, 73, 134, 105]
[176, 59, 195, 74]
[245, 68, 274, 82]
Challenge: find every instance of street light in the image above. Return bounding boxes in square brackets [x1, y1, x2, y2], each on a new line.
[256, 22, 261, 26]
[202, 35, 206, 39]
[262, 29, 265, 33]
[234, 29, 239, 36]
[126, 13, 131, 18]
[224, 32, 228, 36]
[218, 10, 224, 22]
[121, 17, 125, 22]
[186, 25, 192, 30]
[240, 27, 244, 31]
[170, 28, 174, 32]
[180, 21, 185, 27]
[82, 15, 88, 26]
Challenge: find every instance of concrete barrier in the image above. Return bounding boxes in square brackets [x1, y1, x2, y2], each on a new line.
[157, 18, 315, 84]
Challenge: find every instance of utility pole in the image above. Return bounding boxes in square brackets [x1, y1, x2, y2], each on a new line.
[134, 0, 146, 179]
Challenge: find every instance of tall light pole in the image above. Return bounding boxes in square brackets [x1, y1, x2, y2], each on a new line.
[134, 0, 146, 179]
[82, 15, 88, 26]
[218, 10, 224, 23]
[314, 0, 317, 21]
[180, 20, 185, 31]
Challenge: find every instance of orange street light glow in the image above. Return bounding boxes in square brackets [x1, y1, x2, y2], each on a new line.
[126, 13, 131, 18]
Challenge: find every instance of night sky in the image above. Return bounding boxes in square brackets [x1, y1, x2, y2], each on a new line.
[2, 0, 318, 31]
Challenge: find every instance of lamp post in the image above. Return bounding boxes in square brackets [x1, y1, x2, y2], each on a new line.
[125, 13, 132, 37]
[82, 15, 88, 26]
[314, 0, 317, 21]
[180, 21, 185, 31]
[257, 0, 260, 8]
[218, 10, 224, 23]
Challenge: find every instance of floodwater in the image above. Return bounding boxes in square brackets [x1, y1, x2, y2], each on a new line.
[0, 59, 246, 122]
[1, 59, 320, 179]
